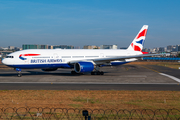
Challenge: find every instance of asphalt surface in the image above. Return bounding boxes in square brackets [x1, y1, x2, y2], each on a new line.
[143, 65, 180, 79]
[0, 64, 180, 90]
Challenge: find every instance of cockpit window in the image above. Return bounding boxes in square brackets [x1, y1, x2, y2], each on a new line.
[6, 56, 14, 58]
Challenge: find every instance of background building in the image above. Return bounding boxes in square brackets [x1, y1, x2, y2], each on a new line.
[22, 44, 48, 50]
[23, 44, 39, 49]
[53, 45, 74, 49]
[167, 45, 174, 52]
[83, 45, 99, 49]
[8, 46, 15, 50]
[100, 45, 117, 49]
[0, 51, 13, 58]
[176, 45, 180, 52]
[48, 45, 53, 49]
[158, 47, 166, 53]
[74, 46, 80, 49]
[23, 44, 74, 50]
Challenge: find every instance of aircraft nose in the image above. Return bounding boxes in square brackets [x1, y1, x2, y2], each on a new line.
[2, 58, 7, 65]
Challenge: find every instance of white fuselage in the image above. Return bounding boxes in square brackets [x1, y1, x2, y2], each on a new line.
[2, 49, 141, 69]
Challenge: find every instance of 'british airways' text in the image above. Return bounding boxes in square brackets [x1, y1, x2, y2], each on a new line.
[30, 59, 62, 63]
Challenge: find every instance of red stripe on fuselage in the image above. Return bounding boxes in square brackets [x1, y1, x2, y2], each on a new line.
[19, 54, 40, 57]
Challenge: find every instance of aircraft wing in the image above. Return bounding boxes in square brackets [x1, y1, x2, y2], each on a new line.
[69, 53, 163, 64]
[93, 53, 162, 62]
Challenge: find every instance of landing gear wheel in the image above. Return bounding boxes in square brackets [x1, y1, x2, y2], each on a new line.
[100, 71, 104, 75]
[16, 69, 22, 77]
[97, 71, 100, 75]
[71, 71, 76, 74]
[17, 73, 22, 77]
[91, 72, 95, 75]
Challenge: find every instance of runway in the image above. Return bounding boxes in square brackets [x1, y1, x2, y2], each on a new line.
[0, 64, 180, 90]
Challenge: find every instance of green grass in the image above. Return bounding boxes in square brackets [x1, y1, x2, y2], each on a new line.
[72, 96, 101, 104]
[72, 96, 87, 102]
[68, 104, 83, 108]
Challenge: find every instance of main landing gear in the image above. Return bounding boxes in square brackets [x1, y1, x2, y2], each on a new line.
[71, 71, 77, 74]
[15, 68, 22, 77]
[91, 66, 104, 75]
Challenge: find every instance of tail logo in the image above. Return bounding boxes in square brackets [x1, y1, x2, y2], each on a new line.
[136, 29, 147, 39]
[131, 39, 145, 52]
[136, 39, 144, 45]
[131, 43, 141, 51]
[127, 25, 148, 52]
[132, 28, 147, 51]
[19, 54, 40, 60]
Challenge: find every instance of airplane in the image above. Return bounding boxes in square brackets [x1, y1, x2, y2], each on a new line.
[2, 25, 159, 77]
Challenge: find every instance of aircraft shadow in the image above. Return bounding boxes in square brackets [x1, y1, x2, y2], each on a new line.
[0, 70, 109, 77]
[0, 71, 81, 77]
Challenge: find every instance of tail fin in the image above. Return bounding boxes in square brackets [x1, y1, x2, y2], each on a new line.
[127, 25, 148, 51]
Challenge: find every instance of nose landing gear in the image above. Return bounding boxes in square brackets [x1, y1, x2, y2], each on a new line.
[15, 68, 22, 77]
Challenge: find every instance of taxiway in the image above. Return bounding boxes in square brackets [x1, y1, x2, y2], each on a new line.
[0, 64, 179, 90]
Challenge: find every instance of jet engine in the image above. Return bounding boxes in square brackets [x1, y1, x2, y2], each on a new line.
[74, 62, 94, 73]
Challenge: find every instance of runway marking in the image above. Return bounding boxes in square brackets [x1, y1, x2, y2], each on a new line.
[141, 65, 160, 73]
[120, 75, 147, 77]
[141, 65, 180, 83]
[125, 67, 128, 71]
[159, 73, 180, 83]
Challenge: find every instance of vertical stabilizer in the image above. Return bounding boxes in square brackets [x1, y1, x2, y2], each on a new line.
[127, 25, 148, 51]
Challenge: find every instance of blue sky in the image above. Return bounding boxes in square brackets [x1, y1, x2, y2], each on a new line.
[0, 0, 180, 48]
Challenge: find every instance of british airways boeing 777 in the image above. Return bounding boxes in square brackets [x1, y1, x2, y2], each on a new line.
[2, 25, 157, 77]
